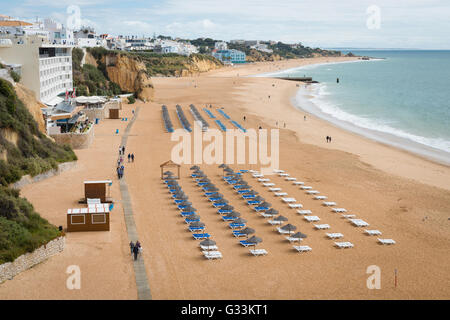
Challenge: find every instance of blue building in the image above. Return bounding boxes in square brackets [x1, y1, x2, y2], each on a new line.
[212, 49, 246, 64]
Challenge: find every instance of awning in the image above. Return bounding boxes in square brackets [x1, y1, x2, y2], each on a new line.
[44, 96, 64, 107]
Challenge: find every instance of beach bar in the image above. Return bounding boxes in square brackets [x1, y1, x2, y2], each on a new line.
[84, 180, 112, 203]
[67, 206, 110, 232]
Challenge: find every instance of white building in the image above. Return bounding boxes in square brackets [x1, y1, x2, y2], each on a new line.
[214, 41, 227, 50]
[0, 33, 73, 106]
[250, 41, 273, 53]
[74, 28, 108, 48]
[43, 19, 75, 46]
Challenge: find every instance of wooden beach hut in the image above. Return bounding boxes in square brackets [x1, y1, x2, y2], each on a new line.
[66, 205, 110, 232]
[109, 108, 119, 119]
[160, 160, 181, 179]
[84, 180, 112, 203]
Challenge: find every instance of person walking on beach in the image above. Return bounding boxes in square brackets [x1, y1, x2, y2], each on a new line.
[122, 146, 125, 155]
[128, 153, 131, 162]
[131, 153, 135, 162]
[243, 116, 246, 121]
[119, 146, 122, 155]
[117, 166, 121, 179]
[326, 136, 329, 143]
[304, 115, 306, 121]
[129, 241, 134, 255]
[133, 244, 139, 260]
[329, 136, 332, 143]
[284, 122, 286, 128]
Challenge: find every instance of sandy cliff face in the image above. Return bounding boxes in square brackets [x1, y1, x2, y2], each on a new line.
[14, 84, 46, 134]
[102, 54, 154, 101]
[178, 56, 223, 77]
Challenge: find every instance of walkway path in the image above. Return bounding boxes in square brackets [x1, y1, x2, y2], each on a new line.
[118, 107, 152, 300]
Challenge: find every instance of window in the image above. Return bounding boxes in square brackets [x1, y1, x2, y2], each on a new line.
[71, 215, 86, 225]
[91, 214, 106, 224]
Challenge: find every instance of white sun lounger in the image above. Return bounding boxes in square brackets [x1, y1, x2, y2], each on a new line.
[349, 219, 369, 227]
[332, 208, 347, 213]
[364, 229, 382, 236]
[378, 238, 396, 245]
[306, 190, 320, 194]
[288, 203, 303, 209]
[250, 249, 268, 256]
[314, 224, 330, 230]
[248, 170, 258, 173]
[335, 242, 354, 249]
[293, 181, 305, 185]
[285, 177, 297, 181]
[301, 186, 312, 190]
[277, 227, 292, 235]
[259, 212, 274, 218]
[323, 201, 337, 206]
[258, 178, 270, 182]
[286, 236, 303, 242]
[262, 183, 275, 187]
[253, 174, 264, 178]
[269, 187, 282, 192]
[273, 169, 284, 173]
[342, 214, 356, 219]
[282, 197, 296, 203]
[326, 233, 344, 239]
[304, 215, 320, 222]
[268, 220, 282, 225]
[279, 173, 289, 177]
[297, 210, 312, 215]
[275, 192, 288, 196]
[314, 195, 327, 200]
[200, 245, 218, 251]
[293, 245, 312, 253]
[203, 251, 223, 259]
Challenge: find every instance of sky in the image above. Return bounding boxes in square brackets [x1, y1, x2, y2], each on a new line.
[2, 0, 450, 49]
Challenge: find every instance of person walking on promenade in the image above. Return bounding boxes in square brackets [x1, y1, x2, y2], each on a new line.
[117, 166, 121, 179]
[131, 153, 135, 162]
[135, 240, 141, 249]
[129, 241, 134, 255]
[133, 244, 139, 260]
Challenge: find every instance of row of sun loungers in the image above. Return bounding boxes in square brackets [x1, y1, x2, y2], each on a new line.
[161, 105, 174, 133]
[230, 120, 247, 133]
[215, 119, 227, 132]
[189, 104, 209, 131]
[165, 170, 223, 260]
[216, 108, 231, 120]
[203, 108, 216, 119]
[175, 104, 192, 132]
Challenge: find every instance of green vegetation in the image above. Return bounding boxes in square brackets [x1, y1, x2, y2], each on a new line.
[0, 78, 76, 263]
[127, 95, 135, 104]
[72, 48, 123, 97]
[9, 70, 21, 83]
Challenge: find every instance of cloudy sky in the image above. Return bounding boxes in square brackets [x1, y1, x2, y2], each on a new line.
[2, 0, 450, 49]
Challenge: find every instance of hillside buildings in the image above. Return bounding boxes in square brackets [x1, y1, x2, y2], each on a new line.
[212, 49, 246, 64]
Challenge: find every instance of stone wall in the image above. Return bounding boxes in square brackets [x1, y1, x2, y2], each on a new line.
[50, 124, 94, 150]
[0, 236, 65, 284]
[11, 161, 77, 189]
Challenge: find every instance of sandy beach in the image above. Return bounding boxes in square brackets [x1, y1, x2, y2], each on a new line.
[1, 56, 449, 299]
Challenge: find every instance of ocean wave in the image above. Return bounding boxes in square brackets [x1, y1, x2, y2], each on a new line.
[295, 84, 450, 154]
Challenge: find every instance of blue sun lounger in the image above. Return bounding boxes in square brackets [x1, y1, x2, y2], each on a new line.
[247, 200, 262, 205]
[185, 217, 200, 224]
[227, 180, 239, 185]
[197, 182, 209, 186]
[222, 215, 237, 222]
[193, 233, 210, 240]
[178, 204, 192, 210]
[174, 199, 186, 204]
[239, 240, 254, 247]
[218, 209, 233, 214]
[181, 211, 196, 217]
[237, 189, 251, 194]
[213, 202, 228, 208]
[203, 108, 216, 119]
[189, 226, 205, 232]
[232, 230, 247, 237]
[229, 222, 245, 229]
[242, 194, 256, 199]
[202, 186, 216, 191]
[208, 197, 223, 202]
[204, 191, 218, 197]
[254, 206, 269, 212]
[240, 170, 249, 173]
[191, 173, 201, 178]
[234, 185, 247, 190]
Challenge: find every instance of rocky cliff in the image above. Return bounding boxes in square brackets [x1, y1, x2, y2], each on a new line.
[100, 53, 154, 101]
[14, 83, 46, 134]
[177, 55, 223, 76]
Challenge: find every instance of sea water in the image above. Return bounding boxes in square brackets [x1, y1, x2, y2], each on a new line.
[268, 50, 450, 165]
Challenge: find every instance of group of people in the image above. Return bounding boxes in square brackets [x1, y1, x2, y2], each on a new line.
[127, 153, 135, 162]
[129, 240, 142, 260]
[326, 135, 333, 143]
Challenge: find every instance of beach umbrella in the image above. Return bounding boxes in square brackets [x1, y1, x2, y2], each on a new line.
[211, 193, 223, 198]
[247, 236, 262, 247]
[206, 187, 219, 192]
[178, 200, 192, 206]
[224, 167, 234, 173]
[182, 206, 196, 212]
[186, 214, 200, 220]
[260, 202, 271, 208]
[245, 190, 258, 195]
[280, 224, 297, 234]
[265, 208, 279, 216]
[190, 221, 205, 228]
[200, 239, 216, 250]
[174, 194, 188, 199]
[226, 211, 241, 218]
[254, 196, 264, 202]
[163, 171, 174, 176]
[221, 204, 234, 211]
[198, 178, 210, 182]
[290, 232, 307, 239]
[190, 165, 200, 170]
[240, 227, 255, 238]
[274, 215, 288, 222]
[233, 217, 247, 224]
[219, 164, 228, 169]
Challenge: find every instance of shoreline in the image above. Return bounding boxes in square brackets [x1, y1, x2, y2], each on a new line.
[249, 58, 450, 167]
